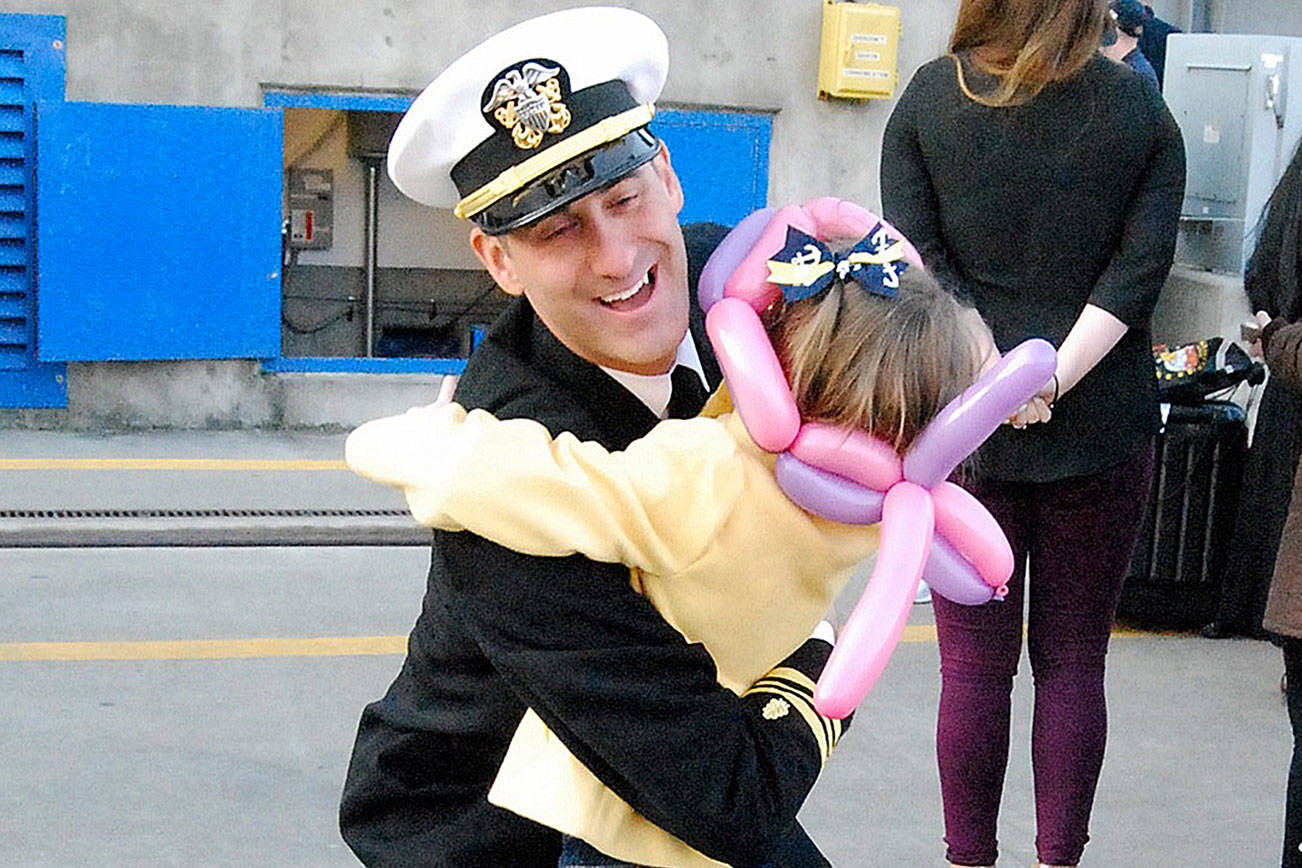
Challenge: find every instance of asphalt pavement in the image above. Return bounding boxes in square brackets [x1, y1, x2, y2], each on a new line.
[0, 427, 1291, 866]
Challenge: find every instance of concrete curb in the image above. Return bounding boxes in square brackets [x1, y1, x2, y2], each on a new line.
[0, 517, 431, 548]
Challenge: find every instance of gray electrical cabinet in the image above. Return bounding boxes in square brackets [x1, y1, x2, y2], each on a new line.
[1165, 33, 1302, 274]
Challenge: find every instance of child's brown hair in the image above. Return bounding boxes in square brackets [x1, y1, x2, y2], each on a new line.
[770, 266, 988, 453]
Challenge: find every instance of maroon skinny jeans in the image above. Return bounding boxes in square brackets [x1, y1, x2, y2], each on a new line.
[932, 445, 1154, 866]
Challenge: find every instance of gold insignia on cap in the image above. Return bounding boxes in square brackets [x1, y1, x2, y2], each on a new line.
[454, 104, 655, 219]
[762, 698, 791, 720]
[483, 62, 572, 150]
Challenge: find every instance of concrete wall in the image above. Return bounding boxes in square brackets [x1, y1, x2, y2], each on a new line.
[2, 0, 964, 214]
[0, 361, 450, 430]
[1151, 0, 1302, 35]
[1211, 0, 1302, 37]
[2, 0, 1300, 429]
[3, 0, 960, 381]
[7, 0, 1300, 213]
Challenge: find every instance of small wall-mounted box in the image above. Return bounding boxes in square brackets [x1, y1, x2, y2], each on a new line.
[817, 1, 901, 100]
[287, 168, 333, 250]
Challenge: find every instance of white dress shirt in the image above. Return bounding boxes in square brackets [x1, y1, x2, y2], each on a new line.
[599, 332, 709, 419]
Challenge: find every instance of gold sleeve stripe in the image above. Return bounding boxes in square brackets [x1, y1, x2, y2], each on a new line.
[748, 669, 847, 754]
[747, 664, 846, 750]
[453, 104, 657, 219]
[783, 681, 840, 758]
[744, 682, 832, 764]
[749, 678, 834, 759]
[764, 667, 818, 695]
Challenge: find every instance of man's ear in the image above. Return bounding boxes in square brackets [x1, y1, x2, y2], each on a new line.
[651, 144, 684, 217]
[470, 227, 525, 297]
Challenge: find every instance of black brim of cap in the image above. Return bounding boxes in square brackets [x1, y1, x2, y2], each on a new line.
[472, 128, 660, 235]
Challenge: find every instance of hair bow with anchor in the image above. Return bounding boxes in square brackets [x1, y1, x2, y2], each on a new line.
[766, 225, 908, 302]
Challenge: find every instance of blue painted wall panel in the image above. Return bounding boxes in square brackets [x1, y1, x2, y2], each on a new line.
[0, 13, 65, 407]
[264, 91, 414, 113]
[261, 356, 465, 375]
[0, 364, 63, 406]
[36, 101, 282, 361]
[650, 109, 771, 228]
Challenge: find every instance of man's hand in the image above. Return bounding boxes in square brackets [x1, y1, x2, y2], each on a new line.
[810, 619, 836, 645]
[436, 374, 459, 406]
[1249, 310, 1272, 360]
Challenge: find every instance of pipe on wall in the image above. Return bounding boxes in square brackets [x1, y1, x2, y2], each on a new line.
[364, 160, 380, 357]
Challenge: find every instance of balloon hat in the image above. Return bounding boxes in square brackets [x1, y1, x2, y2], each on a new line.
[698, 198, 1057, 719]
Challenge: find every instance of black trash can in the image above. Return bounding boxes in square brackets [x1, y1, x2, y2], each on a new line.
[1117, 401, 1248, 629]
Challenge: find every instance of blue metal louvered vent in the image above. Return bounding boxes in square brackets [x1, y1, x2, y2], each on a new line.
[0, 47, 32, 369]
[0, 13, 64, 407]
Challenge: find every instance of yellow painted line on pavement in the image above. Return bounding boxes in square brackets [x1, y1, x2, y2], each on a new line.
[903, 625, 1178, 642]
[0, 636, 407, 661]
[0, 458, 347, 471]
[0, 626, 1176, 662]
[902, 625, 936, 643]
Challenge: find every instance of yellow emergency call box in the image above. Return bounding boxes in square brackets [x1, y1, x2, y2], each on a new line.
[817, 1, 901, 100]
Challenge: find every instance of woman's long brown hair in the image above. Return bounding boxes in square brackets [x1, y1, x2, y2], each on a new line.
[949, 0, 1108, 106]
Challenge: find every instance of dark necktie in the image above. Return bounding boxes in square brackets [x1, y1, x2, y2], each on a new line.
[666, 365, 707, 419]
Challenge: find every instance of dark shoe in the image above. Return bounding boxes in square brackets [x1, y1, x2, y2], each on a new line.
[1199, 620, 1237, 639]
[1199, 620, 1270, 640]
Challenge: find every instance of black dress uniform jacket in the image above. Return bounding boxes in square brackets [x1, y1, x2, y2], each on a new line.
[340, 225, 837, 867]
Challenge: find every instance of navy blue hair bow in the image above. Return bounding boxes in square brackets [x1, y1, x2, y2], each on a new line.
[766, 225, 908, 302]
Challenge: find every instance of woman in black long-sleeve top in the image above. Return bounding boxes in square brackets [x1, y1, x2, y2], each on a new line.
[880, 1, 1185, 865]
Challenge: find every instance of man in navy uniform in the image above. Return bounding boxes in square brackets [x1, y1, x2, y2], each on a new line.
[339, 8, 846, 866]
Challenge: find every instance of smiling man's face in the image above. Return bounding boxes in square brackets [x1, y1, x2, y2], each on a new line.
[471, 147, 690, 375]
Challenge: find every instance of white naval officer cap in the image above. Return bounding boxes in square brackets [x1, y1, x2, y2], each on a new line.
[388, 6, 669, 235]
